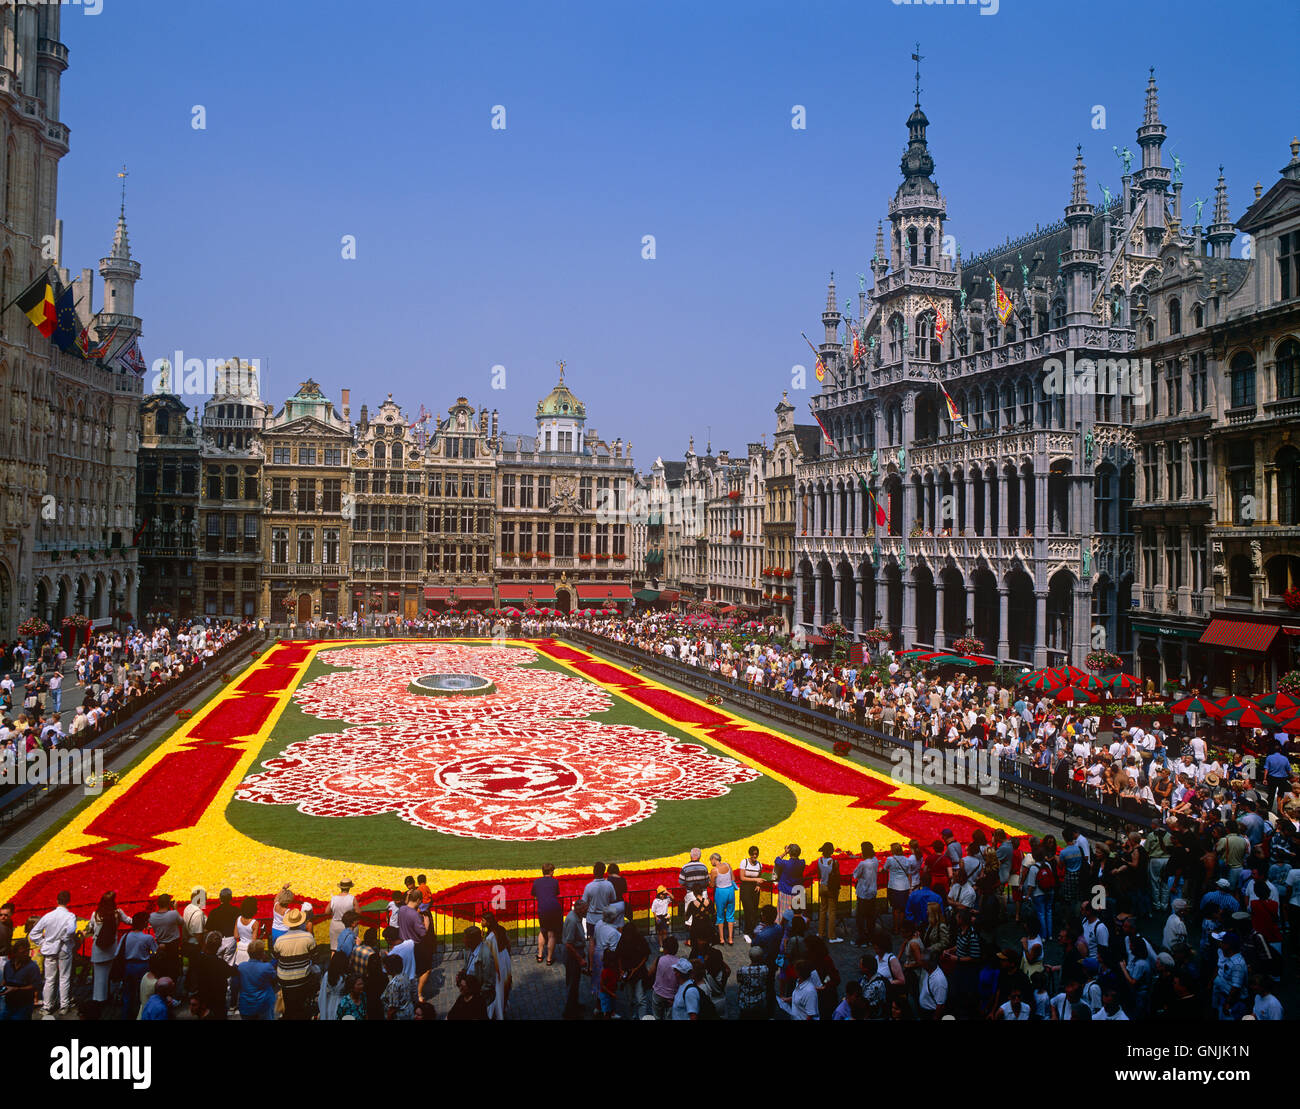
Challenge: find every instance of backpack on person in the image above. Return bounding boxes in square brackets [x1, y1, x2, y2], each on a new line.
[686, 982, 720, 1020]
[1036, 859, 1056, 892]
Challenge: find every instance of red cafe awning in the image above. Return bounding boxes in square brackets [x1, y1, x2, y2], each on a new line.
[423, 587, 450, 601]
[451, 587, 493, 603]
[498, 582, 557, 602]
[658, 590, 680, 603]
[577, 583, 633, 602]
[1198, 618, 1282, 653]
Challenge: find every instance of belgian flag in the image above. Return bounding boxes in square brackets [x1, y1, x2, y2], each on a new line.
[14, 272, 57, 337]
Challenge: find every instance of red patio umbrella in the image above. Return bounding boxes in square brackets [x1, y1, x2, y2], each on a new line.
[1055, 684, 1100, 704]
[1022, 669, 1066, 693]
[1169, 695, 1224, 718]
[1078, 674, 1110, 692]
[1049, 665, 1089, 683]
[1224, 706, 1284, 730]
[1216, 695, 1259, 714]
[1255, 692, 1299, 712]
[1284, 717, 1300, 734]
[1105, 673, 1142, 695]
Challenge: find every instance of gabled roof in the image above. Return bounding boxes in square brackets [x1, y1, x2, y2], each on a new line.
[794, 424, 823, 459]
[1236, 177, 1300, 233]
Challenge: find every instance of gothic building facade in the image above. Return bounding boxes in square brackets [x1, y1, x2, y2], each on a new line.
[0, 4, 143, 637]
[794, 77, 1160, 668]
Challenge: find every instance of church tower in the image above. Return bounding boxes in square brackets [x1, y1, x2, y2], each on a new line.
[98, 189, 141, 342]
[1133, 69, 1171, 255]
[1061, 146, 1099, 325]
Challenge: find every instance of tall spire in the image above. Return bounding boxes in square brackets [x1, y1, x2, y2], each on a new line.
[874, 221, 886, 262]
[1143, 67, 1160, 126]
[1071, 145, 1089, 206]
[822, 272, 841, 347]
[1207, 165, 1234, 258]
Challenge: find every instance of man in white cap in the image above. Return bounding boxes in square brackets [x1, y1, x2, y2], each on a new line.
[1163, 899, 1189, 952]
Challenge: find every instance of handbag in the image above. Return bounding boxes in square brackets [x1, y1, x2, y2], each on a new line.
[109, 943, 126, 982]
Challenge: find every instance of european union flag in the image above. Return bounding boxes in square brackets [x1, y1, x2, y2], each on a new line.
[50, 284, 82, 354]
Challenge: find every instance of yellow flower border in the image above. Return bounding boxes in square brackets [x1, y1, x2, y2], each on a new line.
[1, 638, 1020, 905]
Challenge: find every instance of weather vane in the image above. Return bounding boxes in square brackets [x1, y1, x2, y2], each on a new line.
[556, 359, 566, 382]
[911, 43, 924, 106]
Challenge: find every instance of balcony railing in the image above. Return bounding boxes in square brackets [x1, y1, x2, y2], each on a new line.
[263, 563, 345, 577]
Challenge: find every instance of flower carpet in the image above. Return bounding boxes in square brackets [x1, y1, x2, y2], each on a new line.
[0, 639, 1018, 918]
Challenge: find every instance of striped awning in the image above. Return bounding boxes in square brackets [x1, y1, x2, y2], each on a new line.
[1199, 618, 1281, 653]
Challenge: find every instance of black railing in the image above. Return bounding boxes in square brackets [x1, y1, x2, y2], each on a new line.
[564, 630, 1157, 835]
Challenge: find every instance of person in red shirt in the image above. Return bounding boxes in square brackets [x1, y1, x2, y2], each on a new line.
[926, 839, 950, 897]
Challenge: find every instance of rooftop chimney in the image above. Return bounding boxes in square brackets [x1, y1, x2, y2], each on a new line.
[341, 388, 351, 420]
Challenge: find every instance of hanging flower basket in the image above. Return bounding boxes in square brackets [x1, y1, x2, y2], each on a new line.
[596, 553, 611, 561]
[1279, 671, 1300, 695]
[726, 490, 742, 500]
[832, 740, 852, 757]
[1284, 588, 1300, 612]
[1085, 650, 1123, 672]
[578, 553, 594, 561]
[822, 622, 850, 639]
[280, 597, 297, 612]
[862, 627, 890, 646]
[952, 636, 984, 655]
[613, 553, 626, 561]
[17, 617, 49, 637]
[729, 529, 743, 539]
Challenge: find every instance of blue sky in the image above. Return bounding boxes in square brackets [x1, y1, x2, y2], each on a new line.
[55, 0, 1297, 464]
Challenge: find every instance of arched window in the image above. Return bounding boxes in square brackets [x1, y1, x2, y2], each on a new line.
[1229, 351, 1256, 409]
[373, 441, 386, 465]
[1052, 300, 1066, 329]
[1266, 555, 1300, 597]
[923, 227, 933, 266]
[1167, 297, 1181, 335]
[391, 442, 403, 466]
[888, 314, 903, 362]
[1192, 303, 1204, 328]
[1275, 338, 1300, 400]
[915, 312, 934, 360]
[907, 227, 918, 267]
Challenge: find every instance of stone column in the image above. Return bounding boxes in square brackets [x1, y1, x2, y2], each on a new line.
[852, 570, 865, 638]
[934, 577, 946, 649]
[996, 586, 1010, 659]
[1034, 590, 1049, 669]
[902, 576, 917, 648]
[997, 469, 1010, 537]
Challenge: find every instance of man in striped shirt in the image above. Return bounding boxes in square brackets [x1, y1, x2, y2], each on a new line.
[273, 907, 318, 1020]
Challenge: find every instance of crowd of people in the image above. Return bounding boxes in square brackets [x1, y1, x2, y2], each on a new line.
[578, 613, 1294, 821]
[4, 812, 1295, 1022]
[1, 610, 1293, 1021]
[0, 618, 253, 782]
